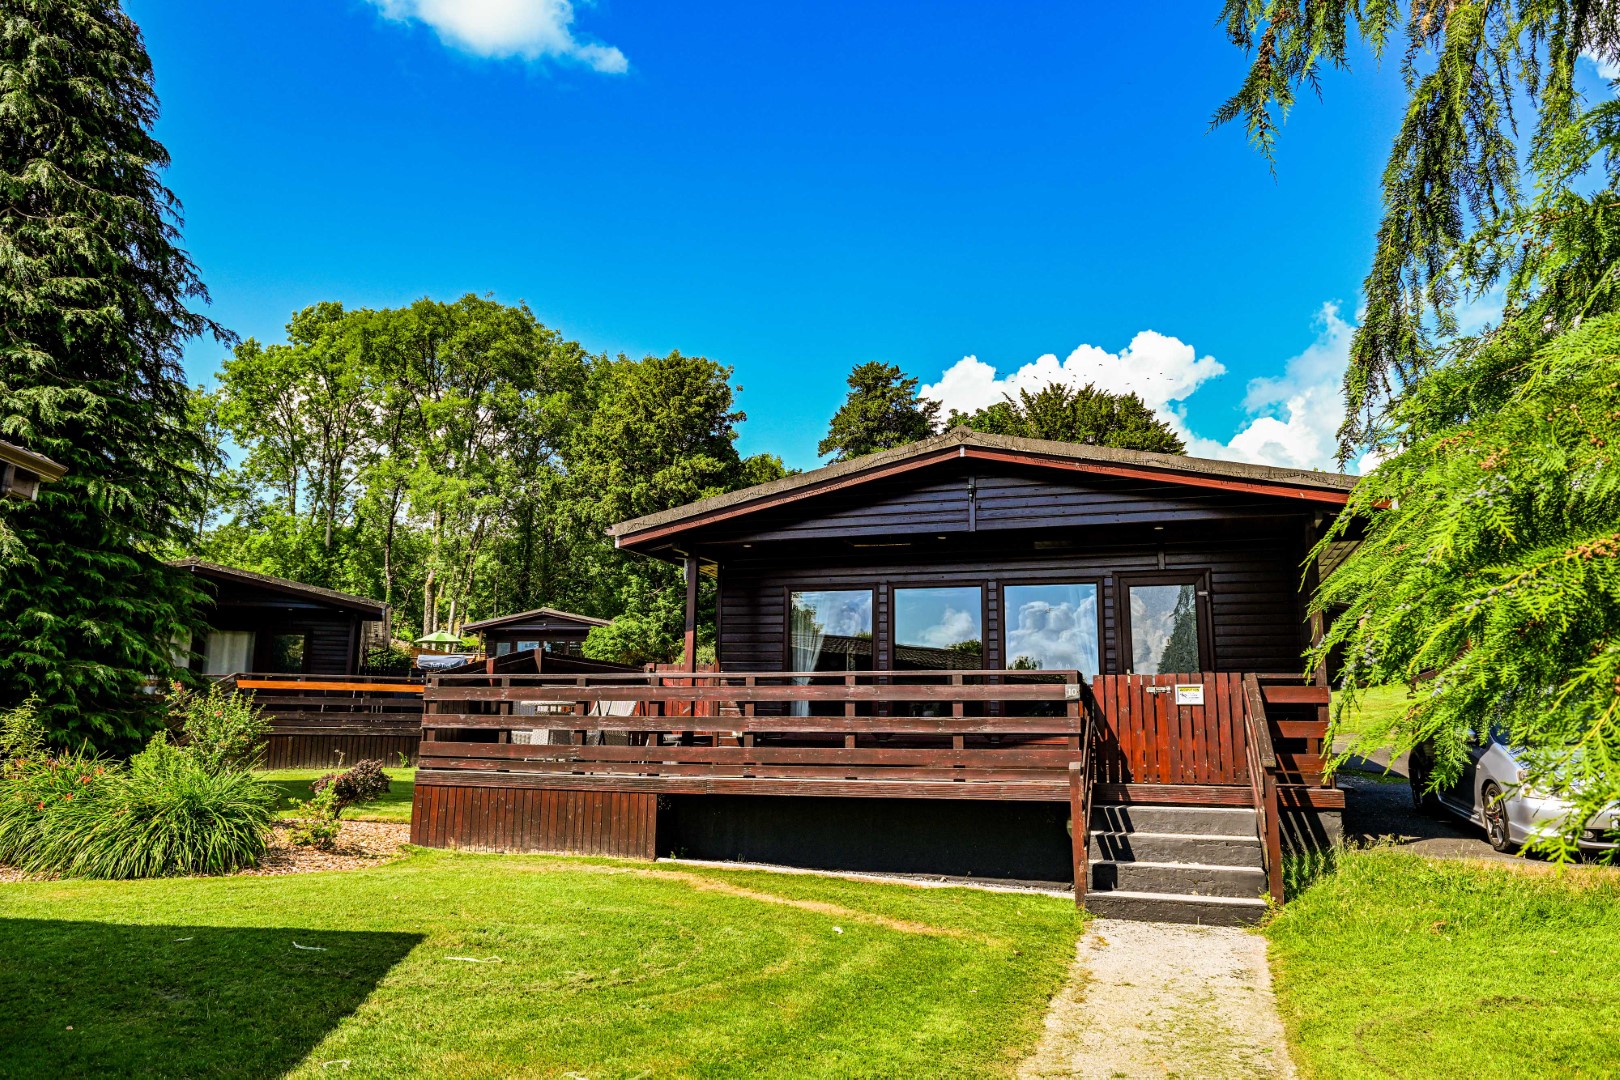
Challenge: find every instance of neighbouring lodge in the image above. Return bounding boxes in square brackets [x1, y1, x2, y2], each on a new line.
[173, 559, 387, 677]
[462, 607, 610, 658]
[409, 430, 1359, 923]
[0, 440, 65, 503]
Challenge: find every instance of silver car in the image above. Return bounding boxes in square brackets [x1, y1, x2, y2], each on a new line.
[1409, 729, 1619, 855]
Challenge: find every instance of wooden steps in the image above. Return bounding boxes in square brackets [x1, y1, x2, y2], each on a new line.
[1085, 802, 1270, 926]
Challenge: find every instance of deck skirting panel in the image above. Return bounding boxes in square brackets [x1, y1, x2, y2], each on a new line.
[409, 781, 656, 858]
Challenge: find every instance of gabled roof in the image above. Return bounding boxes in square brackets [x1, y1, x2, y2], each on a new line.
[462, 606, 612, 633]
[172, 559, 386, 619]
[609, 427, 1358, 548]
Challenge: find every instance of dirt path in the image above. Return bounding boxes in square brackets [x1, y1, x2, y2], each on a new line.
[1019, 919, 1295, 1079]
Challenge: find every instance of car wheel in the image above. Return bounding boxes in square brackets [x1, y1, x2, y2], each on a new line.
[1482, 782, 1518, 854]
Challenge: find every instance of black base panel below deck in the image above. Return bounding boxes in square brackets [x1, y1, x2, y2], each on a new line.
[658, 795, 1072, 883]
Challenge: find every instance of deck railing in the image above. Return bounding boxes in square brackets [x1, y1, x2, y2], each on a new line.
[415, 667, 1329, 905]
[223, 673, 425, 769]
[421, 668, 1100, 896]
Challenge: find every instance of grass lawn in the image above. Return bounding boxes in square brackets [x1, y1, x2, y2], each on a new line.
[260, 767, 415, 822]
[1330, 683, 1414, 741]
[0, 848, 1083, 1078]
[1266, 848, 1620, 1079]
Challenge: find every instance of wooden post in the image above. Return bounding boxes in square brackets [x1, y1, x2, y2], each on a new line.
[683, 556, 699, 674]
[1070, 761, 1087, 908]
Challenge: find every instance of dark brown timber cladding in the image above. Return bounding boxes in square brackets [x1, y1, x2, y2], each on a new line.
[715, 526, 1310, 674]
[410, 781, 656, 858]
[263, 734, 419, 770]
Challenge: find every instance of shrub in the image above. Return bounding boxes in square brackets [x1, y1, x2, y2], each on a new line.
[311, 759, 390, 812]
[35, 737, 276, 878]
[2, 734, 276, 879]
[363, 644, 415, 677]
[286, 785, 343, 850]
[0, 700, 116, 869]
[168, 680, 270, 773]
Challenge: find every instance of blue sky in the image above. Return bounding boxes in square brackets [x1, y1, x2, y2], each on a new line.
[126, 1, 1601, 472]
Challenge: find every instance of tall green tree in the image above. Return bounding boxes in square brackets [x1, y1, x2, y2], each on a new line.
[1216, 0, 1620, 456]
[1217, 1, 1620, 849]
[817, 362, 940, 461]
[950, 382, 1186, 453]
[0, 0, 221, 750]
[571, 351, 747, 664]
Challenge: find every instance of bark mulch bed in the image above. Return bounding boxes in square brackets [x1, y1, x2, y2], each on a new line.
[238, 820, 411, 876]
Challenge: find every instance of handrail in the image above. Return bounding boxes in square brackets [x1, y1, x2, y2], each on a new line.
[1242, 673, 1284, 904]
[1071, 685, 1100, 908]
[429, 668, 1084, 684]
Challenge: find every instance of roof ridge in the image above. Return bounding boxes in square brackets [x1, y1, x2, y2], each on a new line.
[608, 427, 1358, 542]
[171, 558, 386, 616]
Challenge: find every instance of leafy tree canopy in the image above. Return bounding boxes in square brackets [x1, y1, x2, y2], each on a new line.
[1216, 0, 1620, 458]
[0, 0, 222, 751]
[1218, 2, 1620, 848]
[1310, 315, 1620, 859]
[817, 362, 941, 461]
[949, 382, 1186, 454]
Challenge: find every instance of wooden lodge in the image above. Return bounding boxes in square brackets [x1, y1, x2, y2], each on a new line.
[176, 560, 424, 769]
[410, 429, 1357, 922]
[462, 606, 610, 659]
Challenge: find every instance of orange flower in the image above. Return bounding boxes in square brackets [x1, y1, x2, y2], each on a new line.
[63, 793, 73, 801]
[36, 801, 44, 810]
[80, 775, 91, 784]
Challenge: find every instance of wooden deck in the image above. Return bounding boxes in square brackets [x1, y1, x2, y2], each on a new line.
[223, 674, 425, 769]
[412, 668, 1337, 906]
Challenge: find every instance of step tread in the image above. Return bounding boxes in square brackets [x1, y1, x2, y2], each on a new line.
[1090, 830, 1259, 842]
[1094, 804, 1256, 814]
[1091, 859, 1265, 874]
[1087, 888, 1269, 907]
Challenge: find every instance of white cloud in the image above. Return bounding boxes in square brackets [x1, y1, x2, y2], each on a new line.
[914, 607, 978, 649]
[1582, 49, 1620, 82]
[922, 330, 1226, 418]
[1197, 303, 1355, 472]
[922, 303, 1363, 473]
[369, 0, 628, 73]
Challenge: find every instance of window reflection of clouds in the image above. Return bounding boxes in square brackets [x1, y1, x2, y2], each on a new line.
[791, 591, 872, 637]
[1005, 584, 1099, 676]
[1129, 584, 1198, 674]
[894, 587, 982, 647]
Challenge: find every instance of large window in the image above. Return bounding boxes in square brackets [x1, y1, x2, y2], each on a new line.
[789, 590, 874, 672]
[1004, 582, 1100, 677]
[1123, 578, 1208, 675]
[893, 586, 983, 670]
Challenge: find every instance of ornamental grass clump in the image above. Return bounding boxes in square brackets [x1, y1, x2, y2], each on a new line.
[0, 695, 276, 878]
[34, 736, 276, 878]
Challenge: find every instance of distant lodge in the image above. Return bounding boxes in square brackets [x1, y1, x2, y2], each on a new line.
[172, 559, 386, 677]
[462, 607, 610, 659]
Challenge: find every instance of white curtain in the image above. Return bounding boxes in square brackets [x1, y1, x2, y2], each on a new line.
[203, 631, 254, 677]
[789, 601, 826, 718]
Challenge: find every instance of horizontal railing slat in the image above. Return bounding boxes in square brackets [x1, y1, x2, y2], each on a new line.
[422, 714, 1085, 735]
[419, 757, 1073, 783]
[427, 684, 1076, 703]
[419, 741, 1083, 766]
[414, 770, 1070, 801]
